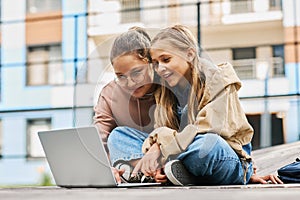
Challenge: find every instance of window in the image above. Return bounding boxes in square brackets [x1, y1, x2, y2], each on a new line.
[27, 44, 63, 86]
[232, 47, 256, 79]
[269, 0, 282, 10]
[272, 45, 285, 77]
[0, 46, 1, 101]
[247, 113, 284, 149]
[231, 0, 253, 14]
[121, 0, 140, 23]
[233, 47, 256, 60]
[0, 3, 1, 101]
[27, 119, 51, 158]
[0, 120, 2, 157]
[26, 0, 61, 13]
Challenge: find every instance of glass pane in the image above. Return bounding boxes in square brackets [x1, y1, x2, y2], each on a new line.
[28, 48, 48, 63]
[233, 47, 256, 60]
[272, 45, 285, 77]
[232, 47, 256, 79]
[27, 64, 48, 85]
[273, 45, 284, 58]
[269, 0, 282, 10]
[27, 0, 61, 13]
[231, 0, 253, 14]
[0, 120, 2, 155]
[48, 63, 64, 85]
[27, 44, 62, 85]
[121, 0, 140, 23]
[27, 47, 48, 85]
[27, 119, 51, 157]
[49, 45, 62, 61]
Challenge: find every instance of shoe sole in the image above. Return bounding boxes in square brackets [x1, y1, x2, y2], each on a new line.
[164, 160, 184, 186]
[165, 160, 200, 186]
[113, 160, 133, 183]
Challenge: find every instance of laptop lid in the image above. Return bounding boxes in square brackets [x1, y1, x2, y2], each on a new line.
[38, 126, 117, 187]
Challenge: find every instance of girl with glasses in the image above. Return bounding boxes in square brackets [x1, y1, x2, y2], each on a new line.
[93, 27, 159, 184]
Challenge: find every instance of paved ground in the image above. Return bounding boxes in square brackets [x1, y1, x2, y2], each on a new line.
[1, 142, 300, 199]
[1, 184, 300, 200]
[252, 141, 300, 176]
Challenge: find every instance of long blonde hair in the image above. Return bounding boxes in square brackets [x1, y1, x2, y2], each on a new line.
[151, 25, 206, 130]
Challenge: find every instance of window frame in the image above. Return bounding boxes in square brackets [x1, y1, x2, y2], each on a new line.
[232, 47, 256, 60]
[0, 120, 2, 158]
[230, 0, 254, 14]
[120, 0, 141, 23]
[272, 44, 285, 77]
[26, 0, 62, 14]
[232, 47, 257, 79]
[26, 118, 52, 159]
[26, 43, 63, 86]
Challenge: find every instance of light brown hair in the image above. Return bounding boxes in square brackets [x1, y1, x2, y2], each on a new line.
[110, 27, 151, 64]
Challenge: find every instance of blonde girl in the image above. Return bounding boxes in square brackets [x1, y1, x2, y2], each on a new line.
[132, 25, 282, 185]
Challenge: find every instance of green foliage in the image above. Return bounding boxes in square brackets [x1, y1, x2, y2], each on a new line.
[39, 172, 53, 186]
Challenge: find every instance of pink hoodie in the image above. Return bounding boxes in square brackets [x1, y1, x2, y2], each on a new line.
[93, 80, 156, 151]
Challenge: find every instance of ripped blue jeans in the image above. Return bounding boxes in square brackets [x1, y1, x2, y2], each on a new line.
[107, 126, 253, 185]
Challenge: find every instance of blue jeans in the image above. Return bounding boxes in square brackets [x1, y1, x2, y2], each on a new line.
[107, 126, 148, 165]
[107, 126, 253, 185]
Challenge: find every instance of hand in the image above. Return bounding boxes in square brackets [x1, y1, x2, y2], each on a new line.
[132, 143, 161, 177]
[112, 167, 125, 184]
[249, 164, 284, 184]
[154, 168, 168, 184]
[249, 174, 284, 184]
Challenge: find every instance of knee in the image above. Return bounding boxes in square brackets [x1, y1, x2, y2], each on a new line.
[108, 126, 143, 145]
[110, 126, 127, 135]
[197, 133, 223, 158]
[107, 126, 128, 145]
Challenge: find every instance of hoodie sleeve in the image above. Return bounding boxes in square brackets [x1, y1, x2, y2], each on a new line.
[93, 87, 117, 152]
[142, 125, 199, 163]
[142, 62, 253, 162]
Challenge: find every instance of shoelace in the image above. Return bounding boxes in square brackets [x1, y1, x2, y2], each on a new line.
[128, 172, 156, 183]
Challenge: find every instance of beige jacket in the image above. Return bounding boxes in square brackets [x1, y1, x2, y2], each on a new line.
[142, 61, 254, 162]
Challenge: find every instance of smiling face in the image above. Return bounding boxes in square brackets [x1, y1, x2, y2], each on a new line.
[112, 54, 154, 98]
[150, 48, 192, 89]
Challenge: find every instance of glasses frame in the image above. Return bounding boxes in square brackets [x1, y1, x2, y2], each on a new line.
[115, 64, 151, 87]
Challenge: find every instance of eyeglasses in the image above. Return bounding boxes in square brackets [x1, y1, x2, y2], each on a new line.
[115, 65, 149, 87]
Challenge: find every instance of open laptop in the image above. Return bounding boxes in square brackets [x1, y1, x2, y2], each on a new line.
[38, 126, 160, 188]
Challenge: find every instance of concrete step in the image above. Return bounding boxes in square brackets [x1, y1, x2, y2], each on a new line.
[252, 141, 300, 176]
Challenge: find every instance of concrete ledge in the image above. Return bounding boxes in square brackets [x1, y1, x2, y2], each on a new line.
[252, 141, 300, 176]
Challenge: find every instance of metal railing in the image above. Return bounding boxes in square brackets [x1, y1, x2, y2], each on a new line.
[230, 0, 254, 14]
[232, 57, 284, 80]
[230, 0, 282, 14]
[88, 0, 283, 28]
[0, 0, 298, 161]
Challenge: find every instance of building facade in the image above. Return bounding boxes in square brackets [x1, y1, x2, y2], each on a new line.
[0, 0, 299, 185]
[0, 0, 89, 185]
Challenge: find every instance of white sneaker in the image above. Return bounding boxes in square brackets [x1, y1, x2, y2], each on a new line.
[113, 160, 155, 183]
[113, 161, 133, 181]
